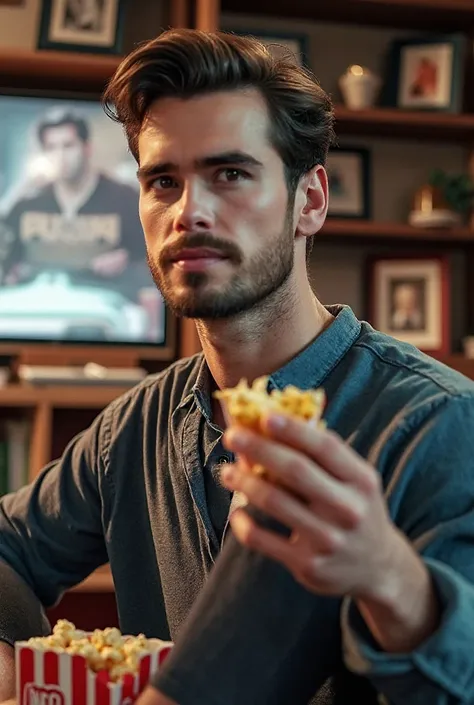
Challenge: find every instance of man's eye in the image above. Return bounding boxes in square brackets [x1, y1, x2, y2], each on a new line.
[151, 176, 177, 190]
[216, 168, 249, 183]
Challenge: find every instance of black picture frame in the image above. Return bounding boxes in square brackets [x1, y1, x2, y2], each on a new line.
[326, 146, 371, 220]
[381, 33, 466, 114]
[227, 29, 310, 68]
[37, 0, 126, 55]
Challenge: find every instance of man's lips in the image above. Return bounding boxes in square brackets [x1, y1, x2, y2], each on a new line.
[170, 248, 229, 262]
[169, 248, 230, 272]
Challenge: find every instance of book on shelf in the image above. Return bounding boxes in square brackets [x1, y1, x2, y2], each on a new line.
[0, 419, 31, 496]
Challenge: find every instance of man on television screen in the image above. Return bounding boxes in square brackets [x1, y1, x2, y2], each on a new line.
[0, 107, 147, 299]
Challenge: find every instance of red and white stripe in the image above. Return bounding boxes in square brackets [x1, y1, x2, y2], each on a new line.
[16, 641, 173, 705]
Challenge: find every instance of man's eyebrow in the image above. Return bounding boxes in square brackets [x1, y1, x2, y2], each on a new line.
[136, 151, 263, 181]
[197, 152, 264, 169]
[136, 162, 175, 181]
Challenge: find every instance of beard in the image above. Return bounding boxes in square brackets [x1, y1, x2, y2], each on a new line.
[147, 205, 295, 320]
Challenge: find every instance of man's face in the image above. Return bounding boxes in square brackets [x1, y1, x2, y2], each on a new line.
[137, 89, 297, 319]
[394, 284, 418, 313]
[41, 124, 88, 183]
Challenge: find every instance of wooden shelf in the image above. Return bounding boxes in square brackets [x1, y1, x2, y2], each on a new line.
[320, 219, 474, 243]
[335, 106, 474, 143]
[0, 48, 120, 92]
[221, 0, 474, 31]
[71, 565, 114, 593]
[0, 384, 132, 409]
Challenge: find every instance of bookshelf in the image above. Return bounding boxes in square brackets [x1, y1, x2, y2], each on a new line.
[0, 384, 132, 477]
[0, 385, 128, 595]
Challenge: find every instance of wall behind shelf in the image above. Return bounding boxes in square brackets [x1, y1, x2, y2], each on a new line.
[0, 0, 41, 48]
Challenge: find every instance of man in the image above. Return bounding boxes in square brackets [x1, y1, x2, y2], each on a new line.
[0, 108, 146, 299]
[0, 28, 474, 705]
[390, 280, 424, 331]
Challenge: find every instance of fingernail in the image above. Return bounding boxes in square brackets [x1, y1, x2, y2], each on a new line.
[224, 429, 247, 450]
[267, 414, 288, 431]
[221, 465, 234, 483]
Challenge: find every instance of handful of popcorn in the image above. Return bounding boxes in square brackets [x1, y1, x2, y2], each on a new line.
[16, 619, 173, 705]
[214, 376, 326, 478]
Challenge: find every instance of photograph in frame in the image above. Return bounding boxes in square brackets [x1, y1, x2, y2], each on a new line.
[38, 0, 126, 54]
[367, 255, 450, 356]
[382, 34, 466, 113]
[326, 147, 371, 219]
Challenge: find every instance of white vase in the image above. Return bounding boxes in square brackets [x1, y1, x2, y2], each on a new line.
[339, 65, 381, 110]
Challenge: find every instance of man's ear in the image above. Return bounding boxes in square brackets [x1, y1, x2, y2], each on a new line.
[294, 165, 328, 237]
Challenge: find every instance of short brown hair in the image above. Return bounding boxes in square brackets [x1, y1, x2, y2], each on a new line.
[38, 109, 90, 144]
[103, 28, 335, 260]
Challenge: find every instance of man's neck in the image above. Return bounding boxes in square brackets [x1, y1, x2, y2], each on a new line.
[197, 272, 334, 396]
[54, 168, 98, 218]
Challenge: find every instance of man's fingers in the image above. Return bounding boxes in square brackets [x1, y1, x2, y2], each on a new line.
[229, 508, 302, 567]
[263, 415, 378, 494]
[135, 686, 178, 705]
[222, 464, 343, 553]
[223, 430, 365, 528]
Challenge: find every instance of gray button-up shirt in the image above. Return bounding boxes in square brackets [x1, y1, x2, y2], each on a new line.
[1, 305, 474, 704]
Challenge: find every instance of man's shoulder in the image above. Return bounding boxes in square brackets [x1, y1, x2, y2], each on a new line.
[102, 352, 204, 422]
[5, 186, 56, 218]
[326, 321, 474, 460]
[354, 322, 474, 401]
[95, 174, 139, 201]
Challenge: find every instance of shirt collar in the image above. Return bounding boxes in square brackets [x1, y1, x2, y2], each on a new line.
[177, 304, 361, 414]
[269, 304, 361, 392]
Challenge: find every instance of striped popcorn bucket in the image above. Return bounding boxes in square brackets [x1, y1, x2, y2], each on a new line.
[16, 639, 173, 705]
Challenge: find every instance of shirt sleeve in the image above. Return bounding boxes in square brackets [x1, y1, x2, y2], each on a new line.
[0, 559, 51, 645]
[150, 512, 342, 705]
[341, 393, 474, 704]
[0, 410, 109, 609]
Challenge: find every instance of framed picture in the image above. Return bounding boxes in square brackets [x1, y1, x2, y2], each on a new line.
[228, 29, 309, 67]
[326, 146, 371, 219]
[37, 0, 126, 55]
[367, 255, 450, 356]
[383, 34, 466, 113]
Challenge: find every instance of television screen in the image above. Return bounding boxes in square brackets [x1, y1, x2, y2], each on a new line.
[0, 94, 168, 349]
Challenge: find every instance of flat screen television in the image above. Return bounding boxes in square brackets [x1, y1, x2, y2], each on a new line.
[0, 92, 176, 363]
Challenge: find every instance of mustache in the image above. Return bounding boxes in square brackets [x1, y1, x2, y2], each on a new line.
[160, 233, 242, 264]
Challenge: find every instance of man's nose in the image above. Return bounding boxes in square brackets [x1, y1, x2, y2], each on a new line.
[174, 181, 215, 232]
